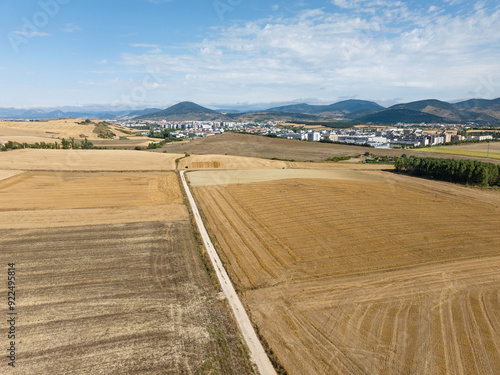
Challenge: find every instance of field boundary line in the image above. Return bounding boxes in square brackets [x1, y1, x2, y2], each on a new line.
[180, 170, 277, 375]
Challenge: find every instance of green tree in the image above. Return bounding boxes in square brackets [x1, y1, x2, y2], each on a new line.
[61, 138, 70, 149]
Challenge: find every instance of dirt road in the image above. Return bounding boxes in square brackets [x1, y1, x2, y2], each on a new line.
[180, 170, 276, 375]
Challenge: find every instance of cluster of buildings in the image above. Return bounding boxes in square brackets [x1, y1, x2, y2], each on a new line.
[116, 119, 276, 139]
[114, 119, 494, 148]
[276, 128, 494, 148]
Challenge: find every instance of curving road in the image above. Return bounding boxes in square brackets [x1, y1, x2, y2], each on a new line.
[180, 170, 277, 375]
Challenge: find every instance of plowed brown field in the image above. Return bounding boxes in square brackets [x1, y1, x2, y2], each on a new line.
[0, 171, 253, 374]
[192, 170, 500, 375]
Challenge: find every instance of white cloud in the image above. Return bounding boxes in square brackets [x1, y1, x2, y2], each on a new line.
[118, 4, 500, 103]
[63, 23, 81, 33]
[131, 43, 160, 48]
[79, 78, 120, 86]
[13, 31, 49, 37]
[99, 59, 108, 64]
[331, 0, 351, 8]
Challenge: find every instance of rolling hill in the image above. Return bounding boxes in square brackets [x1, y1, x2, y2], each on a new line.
[2, 97, 499, 124]
[135, 102, 220, 121]
[357, 109, 447, 124]
[134, 102, 326, 122]
[454, 98, 500, 121]
[267, 99, 384, 115]
[387, 99, 499, 123]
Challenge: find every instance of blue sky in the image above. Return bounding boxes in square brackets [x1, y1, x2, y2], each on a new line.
[0, 0, 499, 109]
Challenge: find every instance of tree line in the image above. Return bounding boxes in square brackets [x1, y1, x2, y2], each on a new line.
[1, 138, 98, 151]
[395, 155, 500, 187]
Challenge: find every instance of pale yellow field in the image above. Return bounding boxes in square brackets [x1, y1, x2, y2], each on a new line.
[0, 169, 24, 181]
[0, 171, 187, 229]
[0, 119, 97, 142]
[0, 119, 153, 145]
[182, 154, 389, 171]
[188, 169, 385, 186]
[192, 170, 500, 375]
[0, 149, 183, 170]
[183, 154, 288, 169]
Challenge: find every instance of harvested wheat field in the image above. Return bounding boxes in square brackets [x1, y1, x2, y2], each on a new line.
[0, 119, 96, 143]
[188, 169, 385, 186]
[183, 154, 288, 170]
[0, 149, 183, 171]
[0, 170, 253, 374]
[0, 119, 154, 146]
[182, 154, 389, 171]
[191, 169, 500, 375]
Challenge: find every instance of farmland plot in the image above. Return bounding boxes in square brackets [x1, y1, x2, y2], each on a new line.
[192, 170, 500, 375]
[0, 171, 253, 374]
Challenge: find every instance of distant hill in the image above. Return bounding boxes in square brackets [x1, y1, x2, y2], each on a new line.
[453, 98, 500, 121]
[136, 102, 220, 120]
[134, 102, 327, 122]
[357, 109, 447, 124]
[267, 99, 384, 115]
[2, 97, 499, 124]
[125, 108, 162, 118]
[388, 99, 467, 122]
[227, 111, 324, 122]
[454, 98, 500, 109]
[345, 109, 381, 120]
[388, 99, 499, 123]
[323, 99, 385, 113]
[267, 103, 317, 114]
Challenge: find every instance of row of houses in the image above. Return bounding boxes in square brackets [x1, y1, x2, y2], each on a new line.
[276, 129, 493, 148]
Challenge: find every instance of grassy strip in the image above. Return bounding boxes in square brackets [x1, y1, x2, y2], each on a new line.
[416, 147, 500, 160]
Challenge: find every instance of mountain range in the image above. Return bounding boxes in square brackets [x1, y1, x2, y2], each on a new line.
[1, 98, 499, 124]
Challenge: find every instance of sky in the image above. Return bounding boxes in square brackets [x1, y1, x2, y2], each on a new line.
[0, 0, 499, 109]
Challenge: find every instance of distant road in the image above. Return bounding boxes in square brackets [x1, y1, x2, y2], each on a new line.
[180, 170, 277, 375]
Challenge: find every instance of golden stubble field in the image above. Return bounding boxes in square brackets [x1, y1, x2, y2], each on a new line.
[0, 169, 253, 374]
[0, 119, 154, 147]
[0, 149, 183, 171]
[191, 169, 500, 375]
